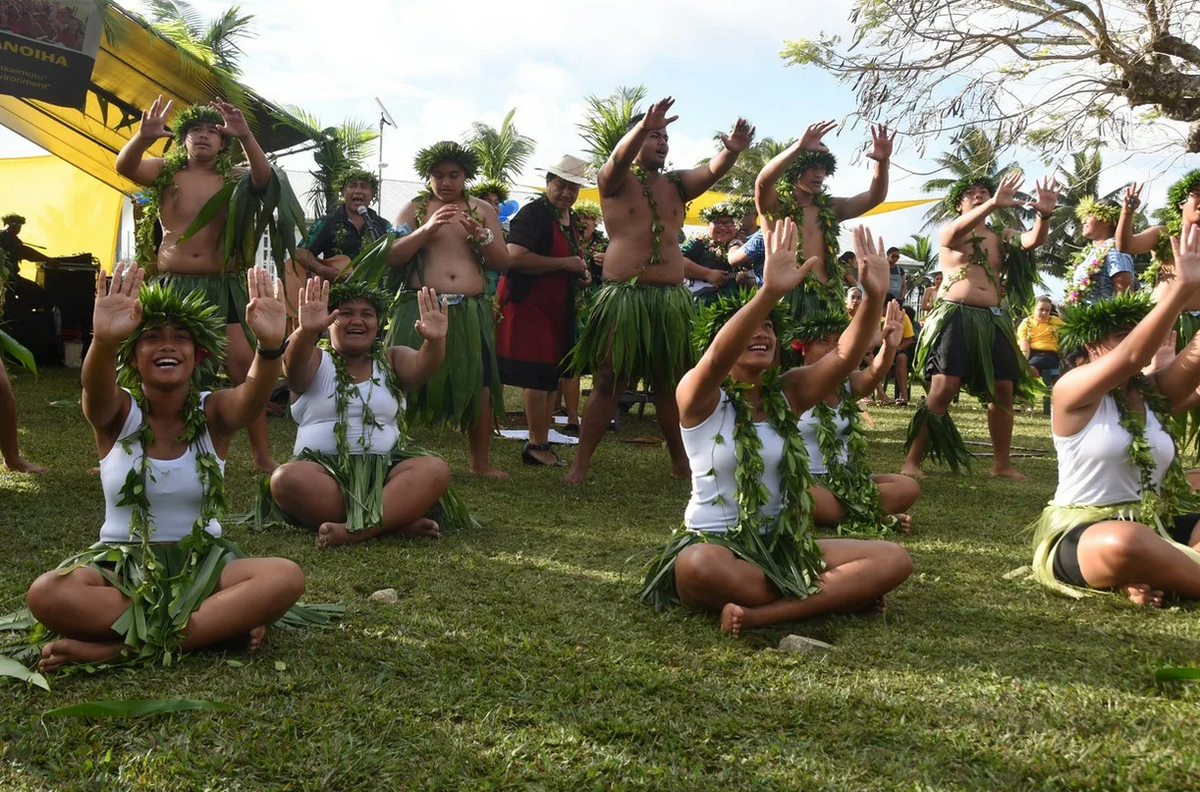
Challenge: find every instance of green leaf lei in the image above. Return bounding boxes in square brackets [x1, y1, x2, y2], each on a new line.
[134, 148, 235, 267]
[1145, 216, 1183, 288]
[812, 390, 897, 536]
[722, 370, 825, 599]
[1113, 380, 1200, 529]
[413, 190, 486, 271]
[775, 186, 843, 301]
[537, 195, 583, 258]
[945, 234, 999, 291]
[631, 165, 686, 269]
[323, 341, 408, 471]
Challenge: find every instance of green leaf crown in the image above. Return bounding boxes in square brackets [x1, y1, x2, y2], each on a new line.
[172, 104, 225, 145]
[692, 289, 791, 356]
[699, 202, 738, 223]
[1166, 170, 1200, 221]
[784, 150, 837, 186]
[792, 311, 851, 342]
[945, 174, 999, 214]
[117, 282, 228, 389]
[340, 168, 379, 192]
[1074, 196, 1121, 226]
[470, 179, 510, 203]
[572, 199, 602, 220]
[1058, 291, 1153, 351]
[328, 282, 392, 318]
[1, 213, 26, 225]
[414, 141, 480, 180]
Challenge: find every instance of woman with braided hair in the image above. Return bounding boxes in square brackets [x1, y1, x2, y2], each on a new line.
[267, 279, 474, 548]
[639, 218, 911, 636]
[794, 302, 921, 535]
[1027, 223, 1200, 606]
[17, 264, 322, 672]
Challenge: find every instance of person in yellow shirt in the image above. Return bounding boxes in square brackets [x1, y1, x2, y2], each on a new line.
[875, 295, 915, 405]
[1017, 295, 1064, 379]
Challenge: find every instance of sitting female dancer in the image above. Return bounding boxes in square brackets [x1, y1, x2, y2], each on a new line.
[1029, 223, 1200, 606]
[640, 219, 912, 635]
[23, 264, 315, 671]
[796, 300, 921, 534]
[268, 279, 474, 549]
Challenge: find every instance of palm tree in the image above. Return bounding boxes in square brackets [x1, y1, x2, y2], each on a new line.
[1040, 147, 1105, 277]
[899, 233, 938, 298]
[281, 108, 379, 218]
[698, 137, 795, 197]
[921, 127, 1024, 231]
[145, 1, 255, 75]
[578, 85, 647, 169]
[464, 109, 536, 185]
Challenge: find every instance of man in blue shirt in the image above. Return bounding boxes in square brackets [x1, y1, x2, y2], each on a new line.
[1068, 197, 1136, 304]
[728, 229, 765, 284]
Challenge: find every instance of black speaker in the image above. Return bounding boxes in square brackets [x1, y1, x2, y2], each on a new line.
[37, 259, 97, 340]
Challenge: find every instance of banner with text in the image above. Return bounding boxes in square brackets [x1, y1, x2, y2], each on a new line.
[0, 0, 103, 109]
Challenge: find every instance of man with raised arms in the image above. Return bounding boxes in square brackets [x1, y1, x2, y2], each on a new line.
[754, 120, 894, 319]
[902, 172, 1060, 480]
[116, 96, 278, 472]
[383, 142, 511, 479]
[565, 97, 754, 485]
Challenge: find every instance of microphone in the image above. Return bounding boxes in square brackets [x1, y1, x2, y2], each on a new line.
[357, 205, 377, 242]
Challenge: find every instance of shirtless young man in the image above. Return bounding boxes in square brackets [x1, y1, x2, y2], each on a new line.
[754, 120, 894, 319]
[564, 97, 754, 485]
[902, 172, 1060, 480]
[116, 96, 277, 472]
[384, 141, 511, 479]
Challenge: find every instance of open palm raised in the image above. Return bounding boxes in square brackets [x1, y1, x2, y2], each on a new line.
[296, 276, 338, 333]
[94, 263, 145, 344]
[245, 267, 287, 349]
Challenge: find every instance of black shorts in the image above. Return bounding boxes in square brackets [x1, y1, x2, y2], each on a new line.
[1028, 350, 1060, 373]
[1052, 513, 1200, 587]
[926, 305, 1020, 382]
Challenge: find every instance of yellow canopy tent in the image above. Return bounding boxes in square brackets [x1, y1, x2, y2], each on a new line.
[571, 188, 938, 225]
[0, 4, 305, 196]
[0, 155, 123, 277]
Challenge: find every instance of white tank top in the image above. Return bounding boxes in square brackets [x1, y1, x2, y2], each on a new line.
[797, 387, 852, 476]
[99, 389, 223, 543]
[682, 392, 785, 533]
[1052, 393, 1175, 507]
[291, 350, 405, 456]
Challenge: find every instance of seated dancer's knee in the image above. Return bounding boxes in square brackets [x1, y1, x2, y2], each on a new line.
[26, 570, 77, 616]
[675, 543, 731, 588]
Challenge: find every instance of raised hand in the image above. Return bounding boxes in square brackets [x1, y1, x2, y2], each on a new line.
[457, 212, 487, 240]
[94, 262, 145, 344]
[799, 120, 838, 152]
[245, 266, 287, 350]
[761, 217, 816, 295]
[213, 98, 249, 139]
[853, 225, 890, 298]
[296, 276, 338, 334]
[720, 118, 756, 153]
[424, 203, 460, 235]
[993, 171, 1025, 209]
[1171, 221, 1200, 291]
[1029, 176, 1062, 216]
[866, 123, 897, 162]
[640, 97, 679, 131]
[413, 287, 448, 342]
[137, 95, 174, 142]
[1124, 182, 1144, 212]
[881, 299, 904, 350]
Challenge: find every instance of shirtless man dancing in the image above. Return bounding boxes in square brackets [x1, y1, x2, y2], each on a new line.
[384, 141, 511, 479]
[116, 96, 277, 472]
[565, 97, 753, 485]
[902, 172, 1060, 480]
[754, 120, 894, 320]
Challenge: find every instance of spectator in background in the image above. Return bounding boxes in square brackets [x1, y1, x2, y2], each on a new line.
[887, 246, 906, 302]
[874, 295, 914, 405]
[295, 171, 388, 283]
[1017, 295, 1064, 382]
[921, 271, 942, 320]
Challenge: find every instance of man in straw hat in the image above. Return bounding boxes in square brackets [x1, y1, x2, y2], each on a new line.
[382, 141, 511, 478]
[497, 155, 592, 467]
[565, 96, 754, 484]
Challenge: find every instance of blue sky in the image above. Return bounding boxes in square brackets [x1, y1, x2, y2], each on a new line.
[2, 0, 1196, 268]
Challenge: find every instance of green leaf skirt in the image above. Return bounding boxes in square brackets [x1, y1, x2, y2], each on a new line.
[1173, 311, 1200, 461]
[568, 280, 695, 386]
[386, 292, 503, 430]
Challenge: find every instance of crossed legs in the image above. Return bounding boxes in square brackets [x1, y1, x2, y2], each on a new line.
[810, 473, 920, 533]
[1074, 520, 1200, 607]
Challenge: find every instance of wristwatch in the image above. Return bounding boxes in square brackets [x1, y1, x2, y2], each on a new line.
[475, 228, 495, 246]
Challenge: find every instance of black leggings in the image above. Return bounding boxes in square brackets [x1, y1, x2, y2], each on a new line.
[1052, 513, 1200, 587]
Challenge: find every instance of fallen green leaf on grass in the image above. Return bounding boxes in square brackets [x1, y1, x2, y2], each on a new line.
[274, 660, 287, 671]
[0, 656, 49, 691]
[43, 699, 234, 718]
[1155, 666, 1200, 682]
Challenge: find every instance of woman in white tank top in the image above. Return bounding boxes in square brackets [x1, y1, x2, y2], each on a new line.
[639, 220, 913, 636]
[267, 279, 471, 549]
[796, 300, 921, 534]
[1029, 222, 1200, 605]
[20, 264, 316, 672]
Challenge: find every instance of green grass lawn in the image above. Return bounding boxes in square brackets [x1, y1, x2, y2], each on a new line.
[3, 368, 1200, 791]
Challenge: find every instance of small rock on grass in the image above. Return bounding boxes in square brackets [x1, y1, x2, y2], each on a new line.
[368, 588, 399, 604]
[778, 635, 832, 654]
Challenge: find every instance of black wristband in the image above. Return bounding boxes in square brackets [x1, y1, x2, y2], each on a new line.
[256, 338, 289, 360]
[1038, 211, 1054, 220]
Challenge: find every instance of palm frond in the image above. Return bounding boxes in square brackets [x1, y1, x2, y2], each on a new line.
[465, 109, 536, 184]
[578, 86, 647, 169]
[200, 6, 256, 74]
[144, 0, 204, 34]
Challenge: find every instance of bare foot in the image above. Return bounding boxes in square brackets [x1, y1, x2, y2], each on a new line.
[39, 638, 124, 672]
[720, 603, 747, 637]
[469, 465, 510, 481]
[895, 513, 913, 534]
[316, 522, 352, 549]
[398, 518, 442, 538]
[866, 596, 888, 614]
[5, 457, 48, 474]
[247, 625, 266, 654]
[1121, 583, 1164, 608]
[564, 462, 587, 485]
[254, 456, 279, 475]
[900, 462, 927, 480]
[990, 465, 1028, 481]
